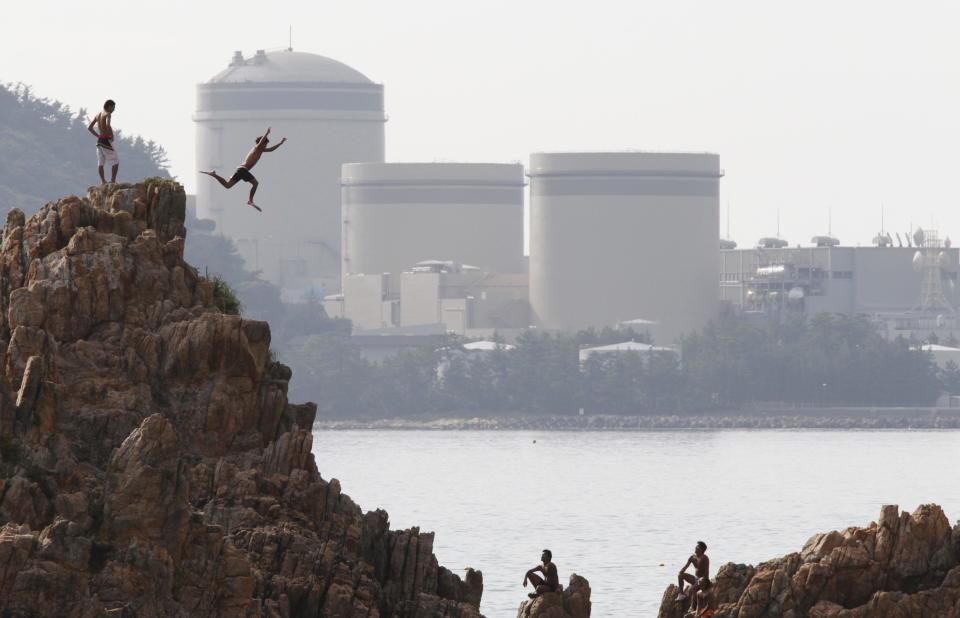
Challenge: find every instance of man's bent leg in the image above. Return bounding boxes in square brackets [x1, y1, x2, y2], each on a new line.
[527, 573, 544, 588]
[677, 573, 697, 600]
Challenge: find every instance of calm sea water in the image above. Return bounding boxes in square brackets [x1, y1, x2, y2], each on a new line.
[311, 430, 960, 616]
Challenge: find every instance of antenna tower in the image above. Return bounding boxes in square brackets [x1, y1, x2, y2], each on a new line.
[915, 228, 955, 313]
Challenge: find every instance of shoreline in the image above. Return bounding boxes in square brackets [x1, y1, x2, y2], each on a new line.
[314, 408, 960, 430]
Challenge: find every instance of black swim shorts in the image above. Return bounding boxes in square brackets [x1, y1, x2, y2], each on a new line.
[229, 167, 256, 183]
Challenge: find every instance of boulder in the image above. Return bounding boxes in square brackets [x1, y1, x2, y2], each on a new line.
[517, 574, 592, 618]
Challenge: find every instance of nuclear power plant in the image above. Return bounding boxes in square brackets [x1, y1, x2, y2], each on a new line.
[193, 49, 730, 341]
[194, 49, 385, 296]
[326, 152, 723, 342]
[194, 47, 960, 349]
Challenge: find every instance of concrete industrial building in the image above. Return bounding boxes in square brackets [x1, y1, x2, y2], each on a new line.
[326, 261, 529, 336]
[720, 235, 960, 339]
[195, 49, 385, 298]
[720, 243, 960, 314]
[340, 162, 526, 288]
[578, 341, 678, 365]
[528, 152, 722, 343]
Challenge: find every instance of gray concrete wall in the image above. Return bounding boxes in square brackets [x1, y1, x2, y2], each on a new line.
[341, 163, 525, 292]
[529, 152, 720, 343]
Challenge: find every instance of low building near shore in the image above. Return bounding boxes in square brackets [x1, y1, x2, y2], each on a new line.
[919, 343, 960, 369]
[578, 341, 678, 366]
[436, 340, 517, 380]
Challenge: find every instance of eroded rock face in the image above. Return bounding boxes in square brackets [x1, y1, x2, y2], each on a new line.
[516, 574, 592, 618]
[0, 182, 483, 617]
[657, 504, 960, 618]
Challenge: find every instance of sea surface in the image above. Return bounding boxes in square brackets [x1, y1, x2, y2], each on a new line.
[311, 430, 960, 616]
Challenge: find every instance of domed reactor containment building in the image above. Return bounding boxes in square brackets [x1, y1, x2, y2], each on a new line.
[194, 49, 385, 297]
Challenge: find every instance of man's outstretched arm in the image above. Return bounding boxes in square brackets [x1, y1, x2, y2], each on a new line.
[265, 137, 287, 152]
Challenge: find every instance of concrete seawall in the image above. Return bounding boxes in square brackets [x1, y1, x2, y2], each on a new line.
[315, 408, 960, 430]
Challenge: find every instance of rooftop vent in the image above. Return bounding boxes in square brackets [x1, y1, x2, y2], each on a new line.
[757, 237, 788, 249]
[230, 51, 244, 67]
[253, 49, 267, 65]
[811, 235, 840, 247]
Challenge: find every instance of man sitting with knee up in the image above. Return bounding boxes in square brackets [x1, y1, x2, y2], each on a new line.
[523, 549, 560, 599]
[676, 541, 710, 602]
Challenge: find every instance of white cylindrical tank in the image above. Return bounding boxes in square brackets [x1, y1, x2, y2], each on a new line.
[341, 163, 525, 284]
[194, 49, 385, 296]
[528, 152, 721, 342]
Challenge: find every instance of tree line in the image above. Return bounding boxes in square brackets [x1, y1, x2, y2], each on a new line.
[279, 311, 947, 420]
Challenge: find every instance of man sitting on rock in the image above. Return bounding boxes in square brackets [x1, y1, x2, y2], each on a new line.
[201, 126, 286, 212]
[676, 541, 710, 602]
[523, 549, 560, 599]
[684, 577, 715, 618]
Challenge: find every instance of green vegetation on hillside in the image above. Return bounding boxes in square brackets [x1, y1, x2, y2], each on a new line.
[0, 82, 171, 214]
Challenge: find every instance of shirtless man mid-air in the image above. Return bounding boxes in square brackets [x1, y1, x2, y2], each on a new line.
[87, 99, 118, 184]
[201, 127, 286, 212]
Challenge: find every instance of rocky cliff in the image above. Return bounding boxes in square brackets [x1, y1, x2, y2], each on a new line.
[0, 182, 483, 617]
[658, 504, 960, 617]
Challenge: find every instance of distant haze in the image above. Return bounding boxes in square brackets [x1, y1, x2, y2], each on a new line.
[5, 1, 960, 248]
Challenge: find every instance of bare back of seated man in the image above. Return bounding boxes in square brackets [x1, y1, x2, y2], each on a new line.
[523, 549, 560, 599]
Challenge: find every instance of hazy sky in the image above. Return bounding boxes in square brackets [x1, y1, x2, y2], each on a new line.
[4, 0, 960, 247]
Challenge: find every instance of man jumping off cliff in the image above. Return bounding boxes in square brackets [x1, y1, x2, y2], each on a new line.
[87, 99, 118, 184]
[201, 126, 286, 212]
[523, 549, 560, 599]
[676, 541, 710, 602]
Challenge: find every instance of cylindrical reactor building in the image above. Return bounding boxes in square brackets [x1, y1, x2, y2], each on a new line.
[341, 163, 526, 284]
[194, 49, 385, 296]
[528, 152, 721, 342]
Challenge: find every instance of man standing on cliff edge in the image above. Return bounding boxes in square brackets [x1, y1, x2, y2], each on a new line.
[201, 126, 286, 212]
[87, 99, 118, 184]
[523, 549, 560, 599]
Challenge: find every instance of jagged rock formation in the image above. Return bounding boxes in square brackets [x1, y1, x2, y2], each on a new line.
[516, 574, 591, 618]
[658, 504, 960, 617]
[0, 182, 483, 617]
